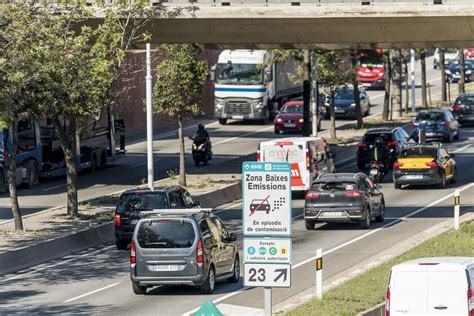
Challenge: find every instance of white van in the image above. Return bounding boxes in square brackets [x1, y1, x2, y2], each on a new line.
[386, 257, 474, 316]
[257, 137, 335, 191]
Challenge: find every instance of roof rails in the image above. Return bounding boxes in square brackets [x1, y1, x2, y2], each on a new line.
[140, 208, 213, 218]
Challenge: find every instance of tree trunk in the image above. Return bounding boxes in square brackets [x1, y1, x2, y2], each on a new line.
[177, 114, 187, 187]
[420, 50, 427, 108]
[390, 49, 402, 119]
[8, 113, 23, 230]
[382, 53, 391, 121]
[404, 60, 409, 114]
[329, 91, 337, 141]
[440, 49, 447, 102]
[351, 52, 363, 128]
[53, 117, 78, 217]
[459, 49, 465, 95]
[302, 49, 311, 136]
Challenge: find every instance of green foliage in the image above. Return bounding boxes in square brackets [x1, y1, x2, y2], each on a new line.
[152, 44, 209, 118]
[317, 50, 353, 94]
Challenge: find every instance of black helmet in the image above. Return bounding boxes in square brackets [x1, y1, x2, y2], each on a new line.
[198, 123, 204, 130]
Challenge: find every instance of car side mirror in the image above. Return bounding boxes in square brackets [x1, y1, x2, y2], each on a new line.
[264, 69, 272, 83]
[192, 201, 201, 207]
[210, 64, 216, 81]
[229, 232, 237, 242]
[188, 136, 194, 140]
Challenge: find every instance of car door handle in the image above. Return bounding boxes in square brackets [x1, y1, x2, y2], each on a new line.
[434, 305, 448, 310]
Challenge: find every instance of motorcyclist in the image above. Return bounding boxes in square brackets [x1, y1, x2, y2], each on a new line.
[372, 136, 388, 174]
[192, 124, 211, 153]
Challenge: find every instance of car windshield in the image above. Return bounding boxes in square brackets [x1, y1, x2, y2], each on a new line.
[215, 63, 263, 85]
[400, 147, 437, 159]
[363, 133, 393, 143]
[137, 220, 195, 249]
[281, 104, 303, 113]
[334, 89, 354, 100]
[116, 192, 167, 212]
[416, 112, 444, 121]
[455, 95, 474, 105]
[449, 60, 473, 69]
[312, 181, 357, 191]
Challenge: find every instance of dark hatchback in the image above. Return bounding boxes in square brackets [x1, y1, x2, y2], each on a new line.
[325, 87, 371, 119]
[304, 173, 385, 230]
[412, 109, 459, 143]
[356, 127, 410, 170]
[445, 60, 473, 83]
[452, 93, 474, 126]
[114, 186, 199, 250]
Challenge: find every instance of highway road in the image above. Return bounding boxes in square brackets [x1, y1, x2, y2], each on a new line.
[0, 127, 472, 315]
[0, 56, 449, 220]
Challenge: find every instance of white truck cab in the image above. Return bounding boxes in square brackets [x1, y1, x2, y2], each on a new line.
[386, 257, 474, 316]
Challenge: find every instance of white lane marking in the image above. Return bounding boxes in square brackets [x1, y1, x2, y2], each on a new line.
[214, 201, 242, 214]
[0, 245, 116, 284]
[213, 126, 274, 146]
[131, 157, 161, 169]
[369, 93, 385, 100]
[42, 184, 66, 192]
[183, 181, 474, 316]
[454, 144, 471, 153]
[153, 121, 217, 141]
[63, 282, 121, 303]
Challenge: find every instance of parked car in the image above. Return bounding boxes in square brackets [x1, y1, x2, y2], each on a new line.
[114, 187, 200, 250]
[257, 137, 336, 191]
[356, 127, 410, 170]
[324, 86, 370, 119]
[274, 101, 304, 134]
[393, 144, 456, 189]
[446, 59, 473, 83]
[130, 210, 239, 295]
[433, 48, 459, 69]
[412, 109, 460, 143]
[386, 257, 474, 316]
[452, 93, 474, 126]
[304, 172, 385, 230]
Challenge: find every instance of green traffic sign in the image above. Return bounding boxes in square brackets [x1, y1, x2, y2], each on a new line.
[194, 300, 223, 316]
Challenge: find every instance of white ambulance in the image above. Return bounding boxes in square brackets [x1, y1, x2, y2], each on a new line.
[257, 137, 336, 191]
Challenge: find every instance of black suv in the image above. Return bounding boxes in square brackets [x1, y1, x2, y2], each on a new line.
[356, 127, 410, 170]
[114, 186, 199, 250]
[452, 93, 474, 126]
[130, 210, 239, 295]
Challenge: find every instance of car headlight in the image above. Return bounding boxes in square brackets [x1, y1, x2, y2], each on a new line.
[298, 118, 304, 123]
[350, 103, 356, 107]
[276, 117, 283, 123]
[446, 69, 452, 75]
[467, 70, 472, 75]
[251, 99, 263, 108]
[215, 99, 225, 109]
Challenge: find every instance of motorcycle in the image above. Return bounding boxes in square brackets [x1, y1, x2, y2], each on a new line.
[188, 136, 212, 166]
[369, 160, 386, 183]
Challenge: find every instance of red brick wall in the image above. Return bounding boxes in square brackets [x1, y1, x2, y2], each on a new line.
[113, 49, 220, 133]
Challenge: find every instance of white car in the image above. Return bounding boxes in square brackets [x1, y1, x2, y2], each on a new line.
[386, 257, 474, 316]
[433, 48, 460, 69]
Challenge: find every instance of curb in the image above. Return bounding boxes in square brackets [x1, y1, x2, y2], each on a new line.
[358, 303, 385, 316]
[0, 182, 241, 277]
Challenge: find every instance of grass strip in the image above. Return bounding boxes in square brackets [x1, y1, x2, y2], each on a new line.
[286, 220, 474, 316]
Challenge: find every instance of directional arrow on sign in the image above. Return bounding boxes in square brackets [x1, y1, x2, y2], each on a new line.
[274, 268, 288, 283]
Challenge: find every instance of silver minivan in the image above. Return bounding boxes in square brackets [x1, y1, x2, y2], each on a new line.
[130, 210, 239, 295]
[386, 257, 474, 316]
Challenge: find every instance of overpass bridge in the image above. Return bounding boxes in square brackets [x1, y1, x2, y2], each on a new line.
[89, 1, 474, 48]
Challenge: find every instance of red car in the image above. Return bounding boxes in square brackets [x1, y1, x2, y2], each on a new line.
[274, 101, 304, 134]
[465, 48, 474, 60]
[357, 63, 385, 89]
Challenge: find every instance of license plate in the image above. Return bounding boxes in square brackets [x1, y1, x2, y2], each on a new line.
[148, 264, 179, 272]
[321, 211, 345, 217]
[232, 115, 244, 119]
[284, 123, 295, 127]
[405, 175, 423, 180]
[370, 169, 379, 175]
[426, 132, 435, 136]
[131, 219, 138, 225]
[335, 109, 345, 113]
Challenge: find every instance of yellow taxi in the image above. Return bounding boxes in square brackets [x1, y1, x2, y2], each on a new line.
[393, 144, 456, 189]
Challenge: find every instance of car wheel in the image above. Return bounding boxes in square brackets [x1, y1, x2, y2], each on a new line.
[359, 208, 371, 229]
[450, 168, 457, 184]
[305, 220, 316, 230]
[201, 266, 215, 294]
[439, 172, 447, 188]
[25, 160, 38, 189]
[227, 257, 240, 283]
[445, 132, 453, 143]
[90, 154, 98, 173]
[132, 283, 147, 295]
[115, 239, 128, 250]
[218, 119, 227, 125]
[375, 201, 385, 223]
[394, 182, 402, 190]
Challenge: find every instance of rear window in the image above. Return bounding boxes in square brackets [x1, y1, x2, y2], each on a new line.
[116, 192, 167, 213]
[455, 96, 474, 105]
[400, 147, 436, 159]
[312, 181, 356, 191]
[416, 112, 445, 121]
[281, 104, 303, 113]
[137, 220, 195, 249]
[363, 133, 393, 143]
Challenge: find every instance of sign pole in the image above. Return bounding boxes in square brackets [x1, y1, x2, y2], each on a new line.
[146, 43, 154, 191]
[316, 248, 323, 300]
[264, 287, 272, 316]
[410, 49, 416, 113]
[454, 189, 460, 230]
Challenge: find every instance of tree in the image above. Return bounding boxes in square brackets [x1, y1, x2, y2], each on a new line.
[419, 49, 428, 108]
[459, 49, 466, 95]
[350, 50, 365, 129]
[440, 49, 447, 102]
[382, 51, 391, 121]
[152, 44, 209, 187]
[390, 49, 403, 119]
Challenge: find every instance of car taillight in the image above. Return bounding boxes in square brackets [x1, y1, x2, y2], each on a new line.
[393, 162, 404, 169]
[358, 142, 367, 148]
[298, 118, 304, 124]
[385, 288, 390, 316]
[256, 152, 260, 162]
[114, 214, 121, 228]
[425, 161, 439, 168]
[452, 105, 462, 111]
[197, 239, 203, 264]
[387, 141, 397, 147]
[412, 122, 419, 127]
[306, 151, 310, 169]
[468, 287, 473, 316]
[345, 191, 363, 199]
[305, 191, 320, 199]
[130, 240, 136, 264]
